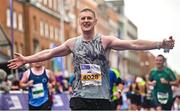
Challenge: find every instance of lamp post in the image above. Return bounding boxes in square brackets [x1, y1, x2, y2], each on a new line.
[9, 0, 14, 59]
[9, 0, 16, 76]
[59, 0, 65, 74]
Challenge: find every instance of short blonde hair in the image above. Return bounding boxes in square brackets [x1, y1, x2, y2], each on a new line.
[80, 8, 96, 18]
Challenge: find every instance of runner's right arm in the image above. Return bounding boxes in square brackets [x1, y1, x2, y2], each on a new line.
[8, 38, 75, 69]
[19, 70, 33, 88]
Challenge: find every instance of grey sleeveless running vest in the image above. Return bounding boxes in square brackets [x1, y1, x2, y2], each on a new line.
[72, 34, 110, 100]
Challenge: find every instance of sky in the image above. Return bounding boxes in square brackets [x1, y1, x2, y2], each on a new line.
[124, 0, 180, 73]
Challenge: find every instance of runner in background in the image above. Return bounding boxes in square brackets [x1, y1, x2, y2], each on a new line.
[148, 54, 177, 110]
[19, 62, 56, 110]
[109, 68, 124, 110]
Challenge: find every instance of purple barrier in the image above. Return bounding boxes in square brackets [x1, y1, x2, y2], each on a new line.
[0, 91, 70, 110]
[52, 93, 70, 110]
[0, 92, 28, 110]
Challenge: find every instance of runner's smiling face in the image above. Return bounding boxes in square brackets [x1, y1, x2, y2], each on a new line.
[155, 56, 164, 69]
[79, 11, 97, 32]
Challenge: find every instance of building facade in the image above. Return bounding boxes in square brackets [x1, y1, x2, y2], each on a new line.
[0, 0, 156, 79]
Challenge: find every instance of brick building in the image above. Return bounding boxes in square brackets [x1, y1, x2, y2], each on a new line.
[0, 0, 156, 79]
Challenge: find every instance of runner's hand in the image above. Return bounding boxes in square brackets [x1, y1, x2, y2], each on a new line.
[8, 53, 26, 69]
[160, 78, 168, 84]
[152, 80, 156, 86]
[27, 80, 34, 87]
[162, 36, 175, 49]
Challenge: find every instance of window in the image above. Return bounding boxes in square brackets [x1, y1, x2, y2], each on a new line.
[55, 28, 59, 40]
[43, 0, 48, 5]
[58, 29, 61, 41]
[33, 39, 40, 53]
[6, 9, 10, 27]
[31, 0, 37, 3]
[57, 0, 61, 12]
[48, 0, 53, 8]
[50, 25, 54, 39]
[38, 0, 42, 3]
[13, 12, 17, 29]
[18, 14, 24, 31]
[40, 21, 44, 36]
[19, 44, 23, 54]
[32, 16, 37, 31]
[45, 23, 49, 37]
[14, 42, 18, 52]
[7, 48, 11, 57]
[53, 0, 57, 11]
[69, 13, 76, 28]
[6, 9, 18, 30]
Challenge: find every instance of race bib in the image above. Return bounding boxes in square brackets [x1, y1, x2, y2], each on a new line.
[32, 83, 44, 99]
[80, 64, 102, 86]
[157, 92, 169, 104]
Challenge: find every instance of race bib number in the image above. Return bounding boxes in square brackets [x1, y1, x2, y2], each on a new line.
[157, 92, 169, 104]
[80, 64, 102, 86]
[32, 83, 44, 99]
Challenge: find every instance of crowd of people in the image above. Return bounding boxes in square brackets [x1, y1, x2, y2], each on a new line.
[1, 63, 179, 110]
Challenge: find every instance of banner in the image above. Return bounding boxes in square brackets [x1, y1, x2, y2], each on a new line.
[0, 91, 70, 110]
[50, 43, 65, 73]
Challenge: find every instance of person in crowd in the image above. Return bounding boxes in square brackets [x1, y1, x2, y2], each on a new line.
[171, 76, 180, 110]
[11, 79, 20, 90]
[111, 78, 124, 110]
[109, 68, 121, 95]
[171, 96, 180, 110]
[148, 54, 177, 110]
[68, 74, 75, 94]
[19, 62, 56, 110]
[141, 75, 156, 111]
[8, 8, 175, 110]
[0, 69, 11, 92]
[54, 72, 64, 93]
[109, 68, 124, 110]
[127, 82, 141, 110]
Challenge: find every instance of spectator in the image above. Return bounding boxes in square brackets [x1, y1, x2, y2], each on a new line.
[0, 69, 11, 92]
[127, 82, 141, 110]
[11, 79, 20, 90]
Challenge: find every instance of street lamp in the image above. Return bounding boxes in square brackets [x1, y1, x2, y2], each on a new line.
[9, 0, 16, 76]
[9, 0, 14, 59]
